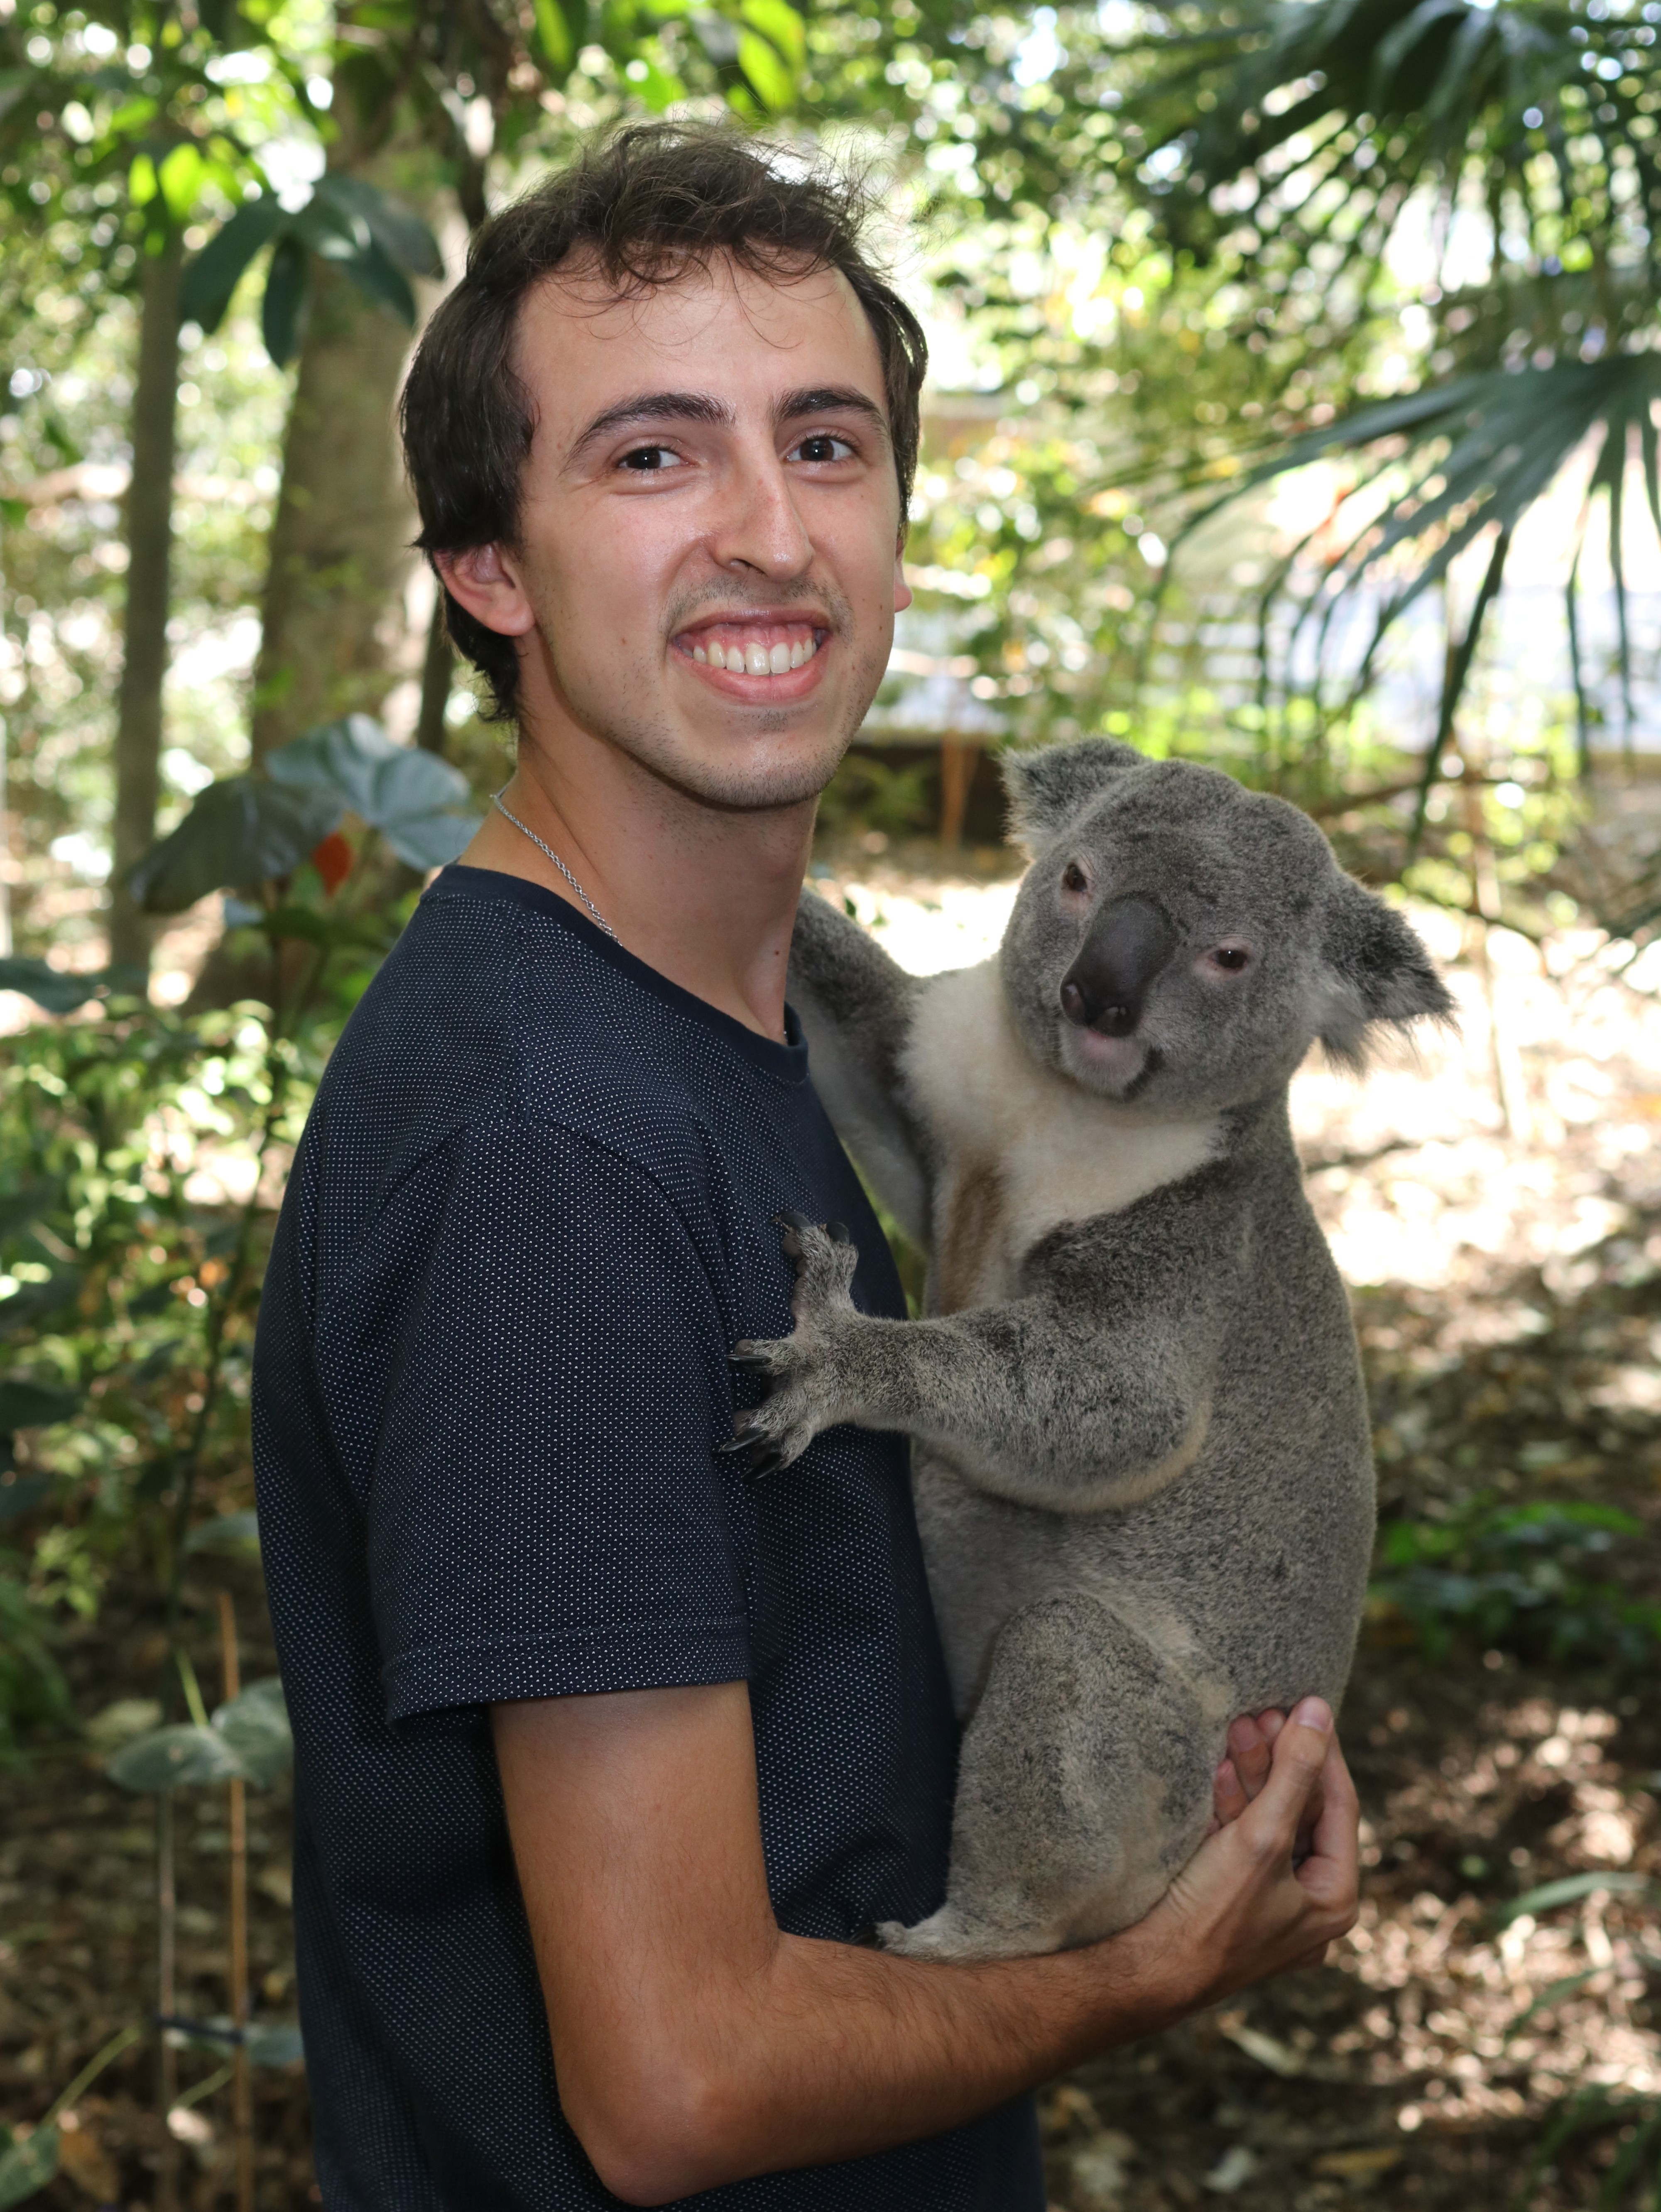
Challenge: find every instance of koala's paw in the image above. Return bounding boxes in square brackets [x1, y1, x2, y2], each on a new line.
[726, 1213, 861, 1478]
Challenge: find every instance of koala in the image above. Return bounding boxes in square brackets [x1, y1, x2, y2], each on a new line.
[729, 738, 1454, 1962]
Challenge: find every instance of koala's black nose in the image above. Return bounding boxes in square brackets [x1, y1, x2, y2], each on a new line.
[1059, 894, 1177, 1037]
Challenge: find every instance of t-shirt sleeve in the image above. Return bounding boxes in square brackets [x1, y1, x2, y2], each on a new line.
[350, 1119, 751, 1722]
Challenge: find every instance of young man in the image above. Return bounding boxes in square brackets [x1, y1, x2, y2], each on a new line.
[253, 123, 1359, 2210]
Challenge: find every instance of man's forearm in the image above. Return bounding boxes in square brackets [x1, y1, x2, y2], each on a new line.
[498, 1685, 1357, 2208]
[600, 1916, 1177, 2204]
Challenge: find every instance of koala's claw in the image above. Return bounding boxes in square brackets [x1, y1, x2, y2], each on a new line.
[724, 1217, 865, 1476]
[746, 1445, 784, 1482]
[728, 1348, 777, 1373]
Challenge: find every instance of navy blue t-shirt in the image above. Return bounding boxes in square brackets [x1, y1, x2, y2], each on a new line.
[252, 865, 1043, 2211]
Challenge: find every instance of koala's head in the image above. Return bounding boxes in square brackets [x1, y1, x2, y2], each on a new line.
[998, 739, 1454, 1113]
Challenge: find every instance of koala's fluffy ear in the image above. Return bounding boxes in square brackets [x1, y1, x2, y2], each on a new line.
[1317, 874, 1456, 1068]
[1002, 739, 1144, 849]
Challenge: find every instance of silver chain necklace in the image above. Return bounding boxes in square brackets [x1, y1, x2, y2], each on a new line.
[492, 791, 617, 941]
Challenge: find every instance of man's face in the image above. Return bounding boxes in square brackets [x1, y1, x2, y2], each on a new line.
[463, 253, 911, 812]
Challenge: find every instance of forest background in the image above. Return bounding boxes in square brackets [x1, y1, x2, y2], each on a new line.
[2, 0, 1661, 2206]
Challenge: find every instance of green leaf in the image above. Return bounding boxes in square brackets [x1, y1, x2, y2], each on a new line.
[179, 196, 289, 333]
[0, 958, 103, 1014]
[260, 906, 393, 952]
[268, 717, 476, 867]
[530, 0, 574, 71]
[0, 2122, 58, 2208]
[335, 235, 417, 328]
[736, 26, 793, 108]
[261, 233, 309, 367]
[244, 2021, 304, 2067]
[313, 174, 442, 279]
[157, 141, 205, 223]
[1492, 1871, 1654, 1928]
[184, 1510, 260, 1556]
[128, 778, 343, 913]
[211, 1676, 291, 1786]
[739, 0, 804, 69]
[0, 1378, 80, 1431]
[107, 1722, 250, 1792]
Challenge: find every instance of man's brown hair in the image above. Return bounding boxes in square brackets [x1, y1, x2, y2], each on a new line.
[399, 122, 928, 720]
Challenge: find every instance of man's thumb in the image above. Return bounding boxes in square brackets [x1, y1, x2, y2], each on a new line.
[1259, 1697, 1331, 1811]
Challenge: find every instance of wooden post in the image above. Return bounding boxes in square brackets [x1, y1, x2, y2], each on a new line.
[219, 1592, 255, 2212]
[939, 739, 979, 850]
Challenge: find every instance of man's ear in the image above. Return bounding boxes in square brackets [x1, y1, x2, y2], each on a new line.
[432, 543, 537, 638]
[1317, 874, 1456, 1069]
[1001, 738, 1146, 850]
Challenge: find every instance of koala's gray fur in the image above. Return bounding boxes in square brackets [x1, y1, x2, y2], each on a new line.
[731, 739, 1453, 1962]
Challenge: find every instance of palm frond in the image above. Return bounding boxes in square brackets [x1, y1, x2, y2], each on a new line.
[1166, 355, 1661, 773]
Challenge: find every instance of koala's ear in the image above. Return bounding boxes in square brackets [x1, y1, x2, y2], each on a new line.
[1317, 874, 1456, 1068]
[1002, 739, 1144, 849]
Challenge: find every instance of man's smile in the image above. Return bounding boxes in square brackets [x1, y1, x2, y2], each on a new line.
[672, 614, 828, 694]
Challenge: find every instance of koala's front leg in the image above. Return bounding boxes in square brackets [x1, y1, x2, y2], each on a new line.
[730, 1219, 1211, 1509]
[728, 1214, 905, 1475]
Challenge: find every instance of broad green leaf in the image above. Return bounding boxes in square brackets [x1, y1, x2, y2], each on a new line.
[128, 150, 157, 206]
[0, 1378, 81, 1430]
[157, 141, 205, 222]
[736, 27, 792, 108]
[269, 718, 475, 866]
[336, 235, 417, 328]
[108, 1723, 250, 1792]
[212, 1676, 292, 1786]
[184, 1510, 261, 1556]
[129, 778, 343, 913]
[245, 2021, 304, 2068]
[262, 233, 309, 367]
[531, 0, 574, 69]
[315, 174, 442, 278]
[179, 196, 289, 333]
[0, 2122, 58, 2208]
[740, 0, 804, 70]
[0, 958, 103, 1014]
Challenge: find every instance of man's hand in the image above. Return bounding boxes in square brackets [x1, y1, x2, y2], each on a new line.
[494, 1684, 1359, 2205]
[1133, 1697, 1360, 2016]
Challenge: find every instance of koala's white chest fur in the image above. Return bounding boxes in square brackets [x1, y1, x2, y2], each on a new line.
[901, 961, 1222, 1309]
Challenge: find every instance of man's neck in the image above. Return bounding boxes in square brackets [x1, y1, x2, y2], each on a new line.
[459, 729, 816, 1045]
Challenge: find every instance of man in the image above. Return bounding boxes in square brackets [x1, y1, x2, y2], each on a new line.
[253, 122, 1358, 2210]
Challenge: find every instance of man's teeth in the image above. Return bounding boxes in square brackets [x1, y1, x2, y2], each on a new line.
[689, 634, 819, 675]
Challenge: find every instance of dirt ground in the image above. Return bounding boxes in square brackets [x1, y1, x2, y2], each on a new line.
[4, 847, 1659, 2210]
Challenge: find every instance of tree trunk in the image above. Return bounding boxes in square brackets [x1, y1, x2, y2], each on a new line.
[248, 247, 418, 762]
[108, 229, 183, 975]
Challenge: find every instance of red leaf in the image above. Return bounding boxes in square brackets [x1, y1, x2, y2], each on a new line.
[310, 831, 353, 895]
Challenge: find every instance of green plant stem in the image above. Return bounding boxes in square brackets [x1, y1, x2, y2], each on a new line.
[42, 2023, 144, 2129]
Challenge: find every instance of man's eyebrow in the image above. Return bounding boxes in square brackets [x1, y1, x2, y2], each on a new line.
[775, 386, 891, 445]
[565, 390, 734, 462]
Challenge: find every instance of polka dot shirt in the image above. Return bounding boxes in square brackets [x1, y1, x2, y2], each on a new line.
[252, 867, 1043, 2210]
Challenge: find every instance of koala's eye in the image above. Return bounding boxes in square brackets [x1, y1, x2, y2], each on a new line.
[1208, 945, 1252, 974]
[1061, 862, 1089, 895]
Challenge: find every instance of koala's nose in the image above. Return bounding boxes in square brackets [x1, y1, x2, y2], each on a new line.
[1059, 894, 1177, 1037]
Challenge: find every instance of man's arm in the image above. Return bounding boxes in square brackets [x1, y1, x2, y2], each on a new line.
[493, 1683, 1357, 2206]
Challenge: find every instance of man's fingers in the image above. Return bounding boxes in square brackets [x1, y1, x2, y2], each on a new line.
[1212, 1756, 1248, 1830]
[1226, 1715, 1272, 1803]
[1296, 1735, 1360, 1895]
[1244, 1696, 1333, 1847]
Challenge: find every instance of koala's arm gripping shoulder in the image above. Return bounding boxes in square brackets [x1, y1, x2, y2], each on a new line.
[788, 891, 932, 1244]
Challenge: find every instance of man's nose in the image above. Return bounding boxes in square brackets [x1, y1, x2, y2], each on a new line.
[1059, 894, 1177, 1037]
[708, 448, 814, 578]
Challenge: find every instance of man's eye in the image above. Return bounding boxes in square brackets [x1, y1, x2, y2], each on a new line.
[791, 433, 855, 464]
[618, 445, 680, 472]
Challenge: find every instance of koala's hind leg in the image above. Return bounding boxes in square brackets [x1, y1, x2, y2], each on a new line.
[879, 1593, 1219, 1962]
